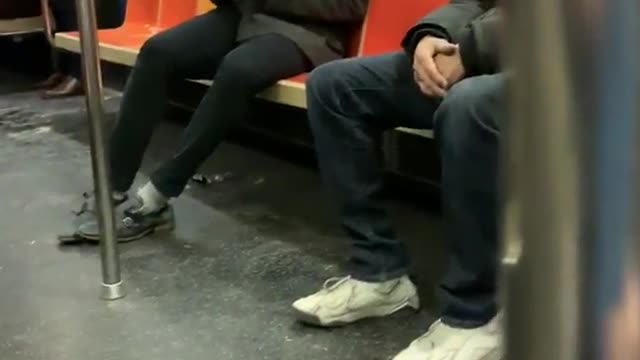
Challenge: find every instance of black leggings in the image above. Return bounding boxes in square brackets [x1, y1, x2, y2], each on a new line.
[110, 4, 310, 197]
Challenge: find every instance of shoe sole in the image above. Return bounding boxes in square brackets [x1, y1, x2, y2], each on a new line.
[79, 222, 175, 243]
[294, 295, 420, 327]
[57, 232, 83, 244]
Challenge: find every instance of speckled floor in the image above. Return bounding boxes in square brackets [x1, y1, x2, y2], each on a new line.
[0, 70, 447, 360]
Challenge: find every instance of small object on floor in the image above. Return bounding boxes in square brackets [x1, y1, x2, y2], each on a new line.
[213, 172, 234, 183]
[35, 72, 66, 90]
[191, 174, 212, 185]
[41, 76, 84, 99]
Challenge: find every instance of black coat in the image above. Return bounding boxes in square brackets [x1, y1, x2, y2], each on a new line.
[211, 0, 368, 66]
[403, 0, 501, 76]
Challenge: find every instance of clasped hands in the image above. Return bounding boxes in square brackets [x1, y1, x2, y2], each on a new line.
[413, 36, 465, 97]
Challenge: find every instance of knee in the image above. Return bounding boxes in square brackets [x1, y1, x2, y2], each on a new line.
[306, 60, 361, 128]
[214, 56, 263, 93]
[433, 76, 502, 152]
[138, 34, 171, 65]
[306, 61, 347, 102]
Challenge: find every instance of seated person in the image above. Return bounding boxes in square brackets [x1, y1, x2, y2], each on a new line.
[292, 1, 503, 359]
[63, 0, 368, 242]
[39, 0, 84, 98]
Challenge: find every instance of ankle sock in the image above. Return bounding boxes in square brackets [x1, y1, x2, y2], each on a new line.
[136, 181, 168, 214]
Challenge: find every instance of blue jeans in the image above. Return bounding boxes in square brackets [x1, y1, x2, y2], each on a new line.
[305, 52, 504, 328]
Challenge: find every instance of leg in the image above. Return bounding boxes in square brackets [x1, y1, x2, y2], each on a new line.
[435, 74, 505, 328]
[293, 53, 440, 327]
[308, 53, 439, 281]
[68, 6, 240, 243]
[42, 0, 83, 97]
[109, 5, 240, 193]
[149, 34, 310, 197]
[393, 74, 505, 360]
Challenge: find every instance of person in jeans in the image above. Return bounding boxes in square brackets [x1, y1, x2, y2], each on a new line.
[39, 0, 84, 98]
[63, 0, 367, 243]
[292, 1, 503, 359]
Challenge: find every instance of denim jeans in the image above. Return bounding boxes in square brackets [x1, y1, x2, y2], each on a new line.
[305, 52, 505, 328]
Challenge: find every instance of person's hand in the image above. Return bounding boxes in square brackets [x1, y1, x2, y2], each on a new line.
[434, 51, 465, 90]
[413, 36, 458, 97]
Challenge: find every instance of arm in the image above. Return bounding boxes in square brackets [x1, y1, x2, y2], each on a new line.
[263, 0, 368, 23]
[457, 8, 501, 75]
[402, 0, 501, 76]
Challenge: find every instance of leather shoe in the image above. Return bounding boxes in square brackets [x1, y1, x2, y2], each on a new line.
[42, 76, 84, 99]
[35, 72, 66, 90]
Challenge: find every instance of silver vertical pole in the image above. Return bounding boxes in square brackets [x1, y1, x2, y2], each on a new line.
[503, 0, 639, 359]
[74, 0, 125, 300]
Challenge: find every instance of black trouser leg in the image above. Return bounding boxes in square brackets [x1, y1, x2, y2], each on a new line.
[150, 34, 310, 197]
[109, 6, 240, 193]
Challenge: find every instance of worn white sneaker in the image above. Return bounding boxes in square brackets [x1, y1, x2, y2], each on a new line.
[292, 275, 419, 327]
[393, 315, 502, 360]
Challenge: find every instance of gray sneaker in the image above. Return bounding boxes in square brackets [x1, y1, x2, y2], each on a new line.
[77, 198, 175, 243]
[292, 275, 420, 327]
[58, 192, 128, 244]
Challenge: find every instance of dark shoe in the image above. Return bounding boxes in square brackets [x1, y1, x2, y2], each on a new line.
[36, 72, 66, 90]
[58, 192, 129, 244]
[42, 77, 84, 99]
[77, 200, 175, 243]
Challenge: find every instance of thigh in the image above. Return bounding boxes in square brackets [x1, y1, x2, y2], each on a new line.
[308, 52, 440, 130]
[215, 34, 311, 91]
[144, 5, 241, 79]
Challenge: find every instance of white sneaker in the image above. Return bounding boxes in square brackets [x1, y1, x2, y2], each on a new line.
[393, 315, 502, 360]
[292, 275, 419, 327]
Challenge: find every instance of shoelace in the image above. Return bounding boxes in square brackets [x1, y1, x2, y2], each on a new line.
[322, 276, 352, 292]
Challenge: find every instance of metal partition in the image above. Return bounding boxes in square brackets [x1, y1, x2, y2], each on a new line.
[74, 0, 125, 300]
[503, 0, 639, 359]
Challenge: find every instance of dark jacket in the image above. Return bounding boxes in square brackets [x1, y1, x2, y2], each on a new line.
[212, 0, 368, 66]
[402, 0, 500, 76]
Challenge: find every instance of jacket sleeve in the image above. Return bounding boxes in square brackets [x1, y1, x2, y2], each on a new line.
[263, 0, 368, 23]
[401, 0, 501, 76]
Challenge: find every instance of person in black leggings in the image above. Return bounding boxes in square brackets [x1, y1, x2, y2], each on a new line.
[63, 0, 367, 243]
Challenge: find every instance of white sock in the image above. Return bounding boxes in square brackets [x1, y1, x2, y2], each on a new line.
[136, 181, 167, 214]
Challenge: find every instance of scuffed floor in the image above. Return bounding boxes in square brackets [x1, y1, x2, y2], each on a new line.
[0, 70, 446, 360]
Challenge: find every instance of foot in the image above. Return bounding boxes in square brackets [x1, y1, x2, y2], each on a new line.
[292, 275, 419, 327]
[36, 72, 65, 90]
[77, 197, 175, 243]
[58, 191, 129, 244]
[392, 315, 502, 360]
[41, 76, 84, 99]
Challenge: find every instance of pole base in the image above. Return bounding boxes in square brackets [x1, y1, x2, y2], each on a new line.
[101, 281, 125, 300]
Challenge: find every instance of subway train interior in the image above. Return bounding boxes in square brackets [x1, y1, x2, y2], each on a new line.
[1, 1, 638, 360]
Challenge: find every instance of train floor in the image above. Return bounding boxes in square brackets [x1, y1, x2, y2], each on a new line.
[0, 69, 447, 360]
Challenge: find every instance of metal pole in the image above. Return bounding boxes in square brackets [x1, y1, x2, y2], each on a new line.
[503, 0, 639, 359]
[74, 0, 125, 300]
